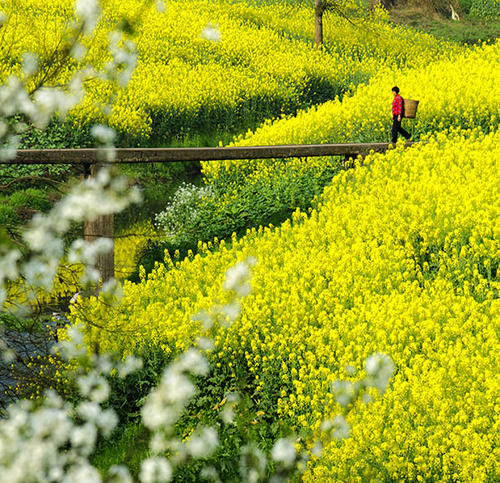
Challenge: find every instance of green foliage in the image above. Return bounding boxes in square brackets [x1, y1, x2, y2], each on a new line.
[459, 0, 474, 13]
[136, 159, 341, 282]
[154, 183, 216, 244]
[90, 346, 170, 478]
[173, 394, 283, 482]
[391, 1, 500, 44]
[91, 423, 150, 479]
[93, 346, 292, 481]
[424, 18, 500, 43]
[0, 188, 53, 229]
[0, 203, 18, 228]
[0, 118, 92, 236]
[0, 119, 93, 180]
[470, 0, 500, 18]
[106, 346, 170, 424]
[8, 188, 52, 211]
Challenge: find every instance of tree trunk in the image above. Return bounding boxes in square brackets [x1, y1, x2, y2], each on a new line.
[315, 0, 324, 47]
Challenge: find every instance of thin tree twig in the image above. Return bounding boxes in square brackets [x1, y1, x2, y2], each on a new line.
[0, 176, 62, 191]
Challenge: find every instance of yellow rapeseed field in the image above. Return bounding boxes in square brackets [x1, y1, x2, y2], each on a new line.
[3, 2, 498, 478]
[69, 130, 500, 480]
[0, 0, 459, 138]
[202, 40, 500, 184]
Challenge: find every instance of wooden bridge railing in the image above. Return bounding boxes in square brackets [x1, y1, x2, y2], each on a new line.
[3, 142, 415, 280]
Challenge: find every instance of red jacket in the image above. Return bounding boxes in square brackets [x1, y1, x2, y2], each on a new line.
[392, 94, 403, 116]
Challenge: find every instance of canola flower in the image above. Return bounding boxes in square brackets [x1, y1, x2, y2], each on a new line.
[0, 0, 459, 139]
[69, 130, 500, 480]
[2, 0, 463, 307]
[2, 256, 395, 481]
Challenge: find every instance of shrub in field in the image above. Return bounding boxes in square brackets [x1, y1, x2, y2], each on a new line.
[155, 183, 215, 245]
[71, 130, 500, 480]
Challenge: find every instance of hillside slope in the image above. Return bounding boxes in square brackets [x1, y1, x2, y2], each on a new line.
[71, 129, 500, 480]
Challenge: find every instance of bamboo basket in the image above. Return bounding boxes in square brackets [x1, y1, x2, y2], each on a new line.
[404, 99, 419, 119]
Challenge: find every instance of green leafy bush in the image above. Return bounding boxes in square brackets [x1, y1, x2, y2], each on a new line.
[155, 183, 215, 244]
[8, 188, 52, 212]
[0, 119, 94, 179]
[470, 0, 500, 18]
[106, 345, 170, 424]
[20, 120, 92, 150]
[0, 204, 18, 228]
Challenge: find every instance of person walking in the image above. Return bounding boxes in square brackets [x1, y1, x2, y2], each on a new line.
[391, 86, 411, 143]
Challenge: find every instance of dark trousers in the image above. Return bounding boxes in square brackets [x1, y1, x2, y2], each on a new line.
[391, 115, 410, 143]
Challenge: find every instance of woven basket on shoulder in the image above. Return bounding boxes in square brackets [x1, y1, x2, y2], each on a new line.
[404, 99, 419, 119]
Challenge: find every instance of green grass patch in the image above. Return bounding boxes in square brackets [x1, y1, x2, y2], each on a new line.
[390, 5, 500, 44]
[92, 423, 150, 479]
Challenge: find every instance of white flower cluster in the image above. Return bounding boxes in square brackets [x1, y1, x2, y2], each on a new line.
[75, 0, 101, 34]
[364, 352, 395, 394]
[271, 438, 296, 468]
[142, 349, 208, 432]
[6, 167, 140, 302]
[223, 257, 256, 297]
[0, 326, 145, 483]
[331, 352, 395, 412]
[102, 31, 138, 88]
[308, 352, 396, 454]
[201, 23, 221, 43]
[0, 75, 82, 161]
[2, 260, 256, 481]
[91, 125, 117, 162]
[155, 183, 214, 244]
[239, 444, 267, 483]
[0, 336, 15, 364]
[155, 0, 166, 13]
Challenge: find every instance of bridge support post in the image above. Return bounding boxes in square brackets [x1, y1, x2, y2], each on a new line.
[83, 163, 115, 283]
